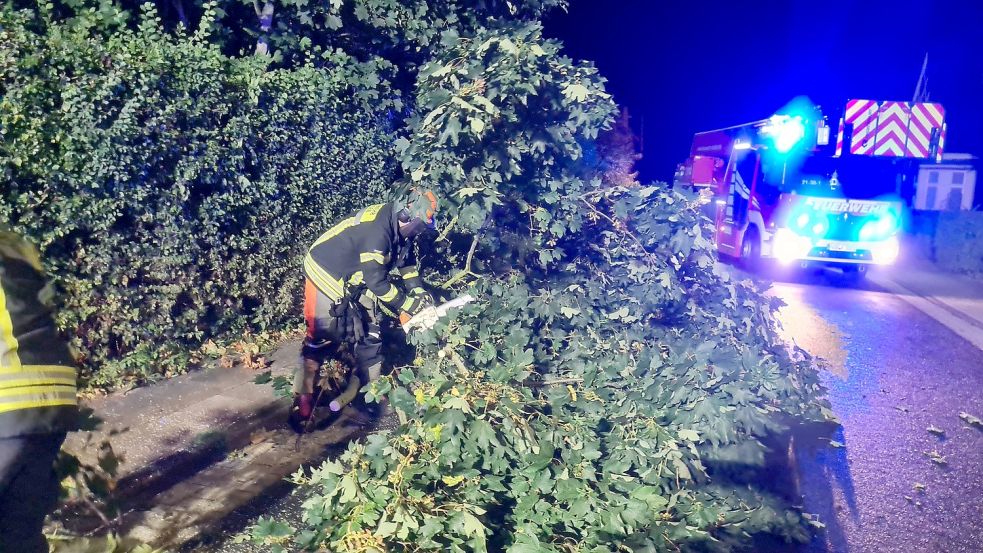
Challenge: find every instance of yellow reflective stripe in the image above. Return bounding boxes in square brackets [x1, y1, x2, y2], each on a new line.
[379, 285, 399, 303]
[0, 397, 78, 414]
[400, 296, 415, 311]
[0, 375, 77, 389]
[0, 383, 76, 398]
[304, 257, 345, 300]
[311, 216, 357, 248]
[0, 365, 75, 376]
[0, 284, 22, 369]
[359, 251, 385, 264]
[360, 204, 384, 223]
[348, 271, 364, 286]
[400, 270, 419, 280]
[377, 301, 397, 318]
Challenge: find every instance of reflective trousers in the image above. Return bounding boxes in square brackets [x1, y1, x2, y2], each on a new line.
[293, 279, 383, 395]
[0, 432, 66, 553]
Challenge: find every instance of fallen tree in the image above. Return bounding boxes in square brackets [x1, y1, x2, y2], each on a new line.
[251, 22, 832, 553]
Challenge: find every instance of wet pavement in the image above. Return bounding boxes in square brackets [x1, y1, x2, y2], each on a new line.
[771, 269, 983, 553]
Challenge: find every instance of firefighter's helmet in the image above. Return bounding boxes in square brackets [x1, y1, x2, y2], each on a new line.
[403, 188, 439, 228]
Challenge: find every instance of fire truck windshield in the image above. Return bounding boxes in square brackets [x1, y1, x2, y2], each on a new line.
[782, 154, 904, 199]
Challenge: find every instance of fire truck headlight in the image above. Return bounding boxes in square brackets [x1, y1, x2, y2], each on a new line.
[871, 236, 900, 265]
[774, 228, 813, 264]
[811, 221, 829, 238]
[859, 212, 900, 241]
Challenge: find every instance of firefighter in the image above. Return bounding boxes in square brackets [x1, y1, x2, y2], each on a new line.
[0, 228, 79, 552]
[289, 189, 438, 431]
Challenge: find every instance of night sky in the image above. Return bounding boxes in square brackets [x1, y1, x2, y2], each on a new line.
[544, 0, 983, 182]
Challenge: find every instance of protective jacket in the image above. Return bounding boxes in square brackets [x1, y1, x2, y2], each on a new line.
[0, 232, 78, 439]
[304, 203, 424, 316]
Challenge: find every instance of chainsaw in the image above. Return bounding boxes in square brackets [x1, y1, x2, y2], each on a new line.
[402, 294, 475, 333]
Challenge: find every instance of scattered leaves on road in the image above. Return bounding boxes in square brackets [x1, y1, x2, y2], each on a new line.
[927, 425, 946, 437]
[923, 450, 948, 466]
[894, 405, 910, 414]
[959, 412, 983, 430]
[913, 482, 927, 493]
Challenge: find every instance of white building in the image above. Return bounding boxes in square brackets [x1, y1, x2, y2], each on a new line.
[914, 153, 978, 211]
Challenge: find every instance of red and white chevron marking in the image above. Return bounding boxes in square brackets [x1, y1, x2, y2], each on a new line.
[834, 119, 845, 157]
[874, 101, 912, 157]
[845, 99, 878, 155]
[907, 102, 945, 158]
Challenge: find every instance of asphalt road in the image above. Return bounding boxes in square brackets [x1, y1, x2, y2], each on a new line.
[771, 270, 983, 553]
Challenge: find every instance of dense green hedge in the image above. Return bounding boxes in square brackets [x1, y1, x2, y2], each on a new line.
[0, 5, 396, 387]
[935, 211, 983, 274]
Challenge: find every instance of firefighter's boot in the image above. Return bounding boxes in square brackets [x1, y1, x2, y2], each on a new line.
[289, 357, 322, 433]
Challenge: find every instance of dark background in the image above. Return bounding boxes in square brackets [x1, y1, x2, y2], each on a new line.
[544, 0, 983, 183]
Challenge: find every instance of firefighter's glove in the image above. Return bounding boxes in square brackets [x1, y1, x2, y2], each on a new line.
[409, 287, 434, 309]
[399, 294, 429, 325]
[288, 393, 314, 434]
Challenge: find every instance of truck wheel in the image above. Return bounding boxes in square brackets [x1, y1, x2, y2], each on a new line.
[740, 227, 762, 270]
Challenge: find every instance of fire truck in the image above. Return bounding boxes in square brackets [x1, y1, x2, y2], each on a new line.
[676, 99, 946, 277]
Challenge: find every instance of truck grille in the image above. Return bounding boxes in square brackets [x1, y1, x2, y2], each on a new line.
[823, 214, 866, 241]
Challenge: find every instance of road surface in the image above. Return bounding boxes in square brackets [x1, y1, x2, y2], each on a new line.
[770, 270, 983, 553]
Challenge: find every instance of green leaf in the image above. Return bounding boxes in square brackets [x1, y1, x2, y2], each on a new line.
[440, 115, 463, 146]
[469, 117, 485, 134]
[325, 14, 343, 29]
[460, 511, 485, 538]
[562, 83, 591, 102]
[376, 519, 398, 538]
[677, 429, 700, 442]
[560, 306, 580, 318]
[471, 419, 501, 450]
[442, 475, 465, 486]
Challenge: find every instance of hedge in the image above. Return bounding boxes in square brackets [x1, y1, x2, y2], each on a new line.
[935, 211, 983, 274]
[0, 5, 396, 388]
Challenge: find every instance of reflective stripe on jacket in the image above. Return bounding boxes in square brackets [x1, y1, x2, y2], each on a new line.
[0, 231, 78, 438]
[303, 203, 422, 315]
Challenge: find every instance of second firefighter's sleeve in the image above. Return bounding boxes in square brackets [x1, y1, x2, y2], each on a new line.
[360, 246, 424, 317]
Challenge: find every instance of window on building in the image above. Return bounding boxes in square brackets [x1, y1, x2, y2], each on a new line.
[925, 186, 938, 209]
[946, 189, 963, 211]
[952, 172, 965, 185]
[928, 171, 940, 184]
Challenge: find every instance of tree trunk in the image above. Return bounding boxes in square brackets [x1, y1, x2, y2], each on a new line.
[254, 1, 275, 56]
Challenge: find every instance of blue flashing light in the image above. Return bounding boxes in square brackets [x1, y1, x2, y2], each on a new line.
[762, 114, 808, 155]
[774, 116, 806, 153]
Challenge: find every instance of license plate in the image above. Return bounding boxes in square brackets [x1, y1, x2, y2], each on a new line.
[828, 241, 857, 252]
